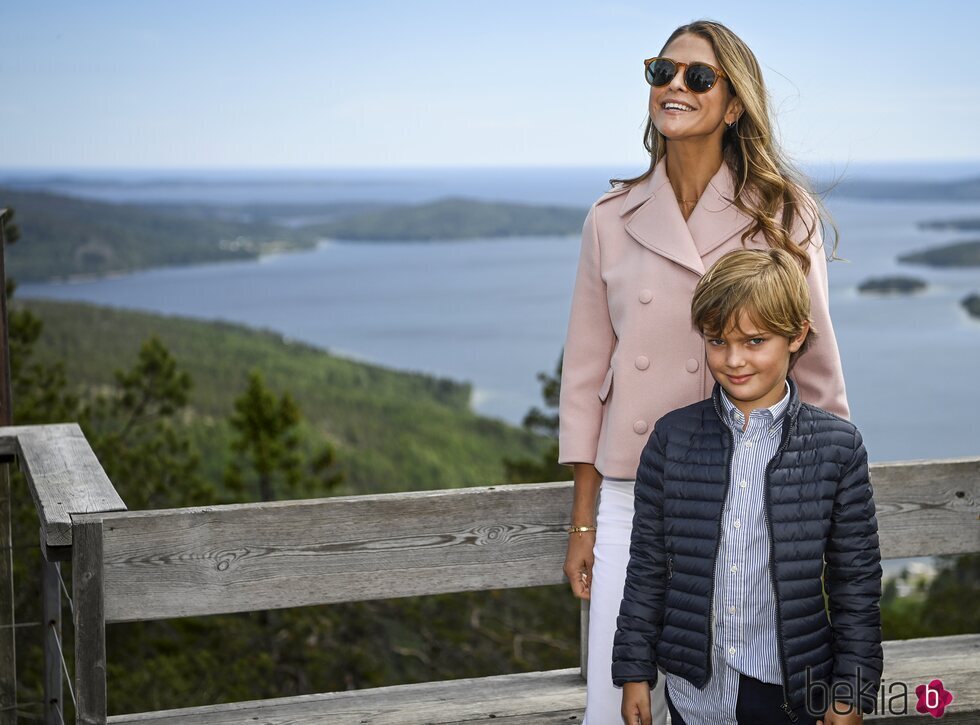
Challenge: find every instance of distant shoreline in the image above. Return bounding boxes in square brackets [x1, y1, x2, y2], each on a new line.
[5, 169, 980, 283]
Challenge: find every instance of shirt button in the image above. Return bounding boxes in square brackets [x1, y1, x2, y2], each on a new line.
[733, 520, 741, 529]
[639, 289, 653, 304]
[729, 647, 737, 655]
[729, 606, 737, 614]
[633, 420, 648, 435]
[685, 358, 700, 373]
[730, 564, 737, 573]
[744, 440, 753, 448]
[635, 355, 650, 371]
[739, 479, 747, 488]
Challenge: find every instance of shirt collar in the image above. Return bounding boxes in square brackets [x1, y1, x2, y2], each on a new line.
[719, 380, 791, 433]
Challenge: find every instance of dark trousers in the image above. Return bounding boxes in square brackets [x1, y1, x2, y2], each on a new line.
[665, 673, 818, 725]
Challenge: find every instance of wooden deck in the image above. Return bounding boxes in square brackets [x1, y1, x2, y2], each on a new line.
[103, 635, 980, 724]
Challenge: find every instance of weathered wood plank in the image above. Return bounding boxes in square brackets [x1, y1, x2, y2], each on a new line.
[102, 635, 980, 724]
[92, 483, 573, 622]
[870, 634, 980, 722]
[42, 556, 63, 725]
[91, 454, 978, 623]
[870, 457, 979, 558]
[105, 668, 587, 724]
[0, 423, 125, 546]
[73, 517, 107, 725]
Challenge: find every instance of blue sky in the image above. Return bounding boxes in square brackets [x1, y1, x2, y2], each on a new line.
[3, 1, 978, 168]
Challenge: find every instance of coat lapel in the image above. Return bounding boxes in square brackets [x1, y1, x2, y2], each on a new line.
[621, 157, 755, 276]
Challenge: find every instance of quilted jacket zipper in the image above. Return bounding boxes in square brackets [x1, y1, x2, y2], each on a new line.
[704, 396, 736, 684]
[764, 414, 799, 723]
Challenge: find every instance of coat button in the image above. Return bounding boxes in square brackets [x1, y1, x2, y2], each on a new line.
[633, 420, 648, 435]
[638, 289, 653, 304]
[635, 355, 650, 370]
[685, 358, 699, 373]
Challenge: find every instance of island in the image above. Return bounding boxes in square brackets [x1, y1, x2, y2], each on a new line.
[857, 276, 928, 295]
[962, 293, 980, 320]
[898, 239, 980, 268]
[827, 175, 980, 202]
[918, 218, 980, 231]
[308, 197, 586, 241]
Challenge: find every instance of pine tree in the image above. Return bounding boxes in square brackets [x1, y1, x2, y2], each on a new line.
[503, 354, 571, 483]
[80, 335, 213, 510]
[224, 370, 342, 502]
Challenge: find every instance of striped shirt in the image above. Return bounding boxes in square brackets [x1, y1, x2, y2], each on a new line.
[664, 381, 790, 725]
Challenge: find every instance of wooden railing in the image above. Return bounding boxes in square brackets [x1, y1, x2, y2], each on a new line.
[2, 423, 979, 724]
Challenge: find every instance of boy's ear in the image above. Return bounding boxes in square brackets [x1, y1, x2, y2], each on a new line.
[788, 321, 811, 353]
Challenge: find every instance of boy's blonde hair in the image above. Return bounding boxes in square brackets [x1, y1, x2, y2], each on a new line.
[691, 248, 816, 369]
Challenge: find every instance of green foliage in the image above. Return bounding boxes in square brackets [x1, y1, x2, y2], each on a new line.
[310, 197, 587, 241]
[503, 354, 572, 484]
[79, 336, 213, 511]
[881, 555, 980, 640]
[102, 585, 579, 713]
[225, 370, 342, 501]
[9, 304, 78, 424]
[22, 299, 548, 494]
[0, 206, 21, 243]
[0, 187, 319, 281]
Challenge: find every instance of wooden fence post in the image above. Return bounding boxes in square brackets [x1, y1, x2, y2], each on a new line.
[72, 517, 106, 724]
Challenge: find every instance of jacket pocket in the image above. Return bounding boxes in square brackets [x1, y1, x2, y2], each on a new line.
[597, 366, 613, 403]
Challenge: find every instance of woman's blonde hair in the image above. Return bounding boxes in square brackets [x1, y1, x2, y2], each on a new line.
[691, 248, 815, 368]
[614, 19, 839, 274]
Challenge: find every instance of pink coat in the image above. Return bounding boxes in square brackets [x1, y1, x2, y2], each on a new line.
[558, 157, 849, 479]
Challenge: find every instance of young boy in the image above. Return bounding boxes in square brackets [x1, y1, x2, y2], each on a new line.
[613, 249, 882, 725]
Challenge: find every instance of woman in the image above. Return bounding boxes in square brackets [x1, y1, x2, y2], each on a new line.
[558, 20, 849, 724]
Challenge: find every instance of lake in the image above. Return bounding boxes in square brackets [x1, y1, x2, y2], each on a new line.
[14, 168, 980, 465]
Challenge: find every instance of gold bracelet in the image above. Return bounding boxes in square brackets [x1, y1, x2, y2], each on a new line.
[567, 525, 597, 534]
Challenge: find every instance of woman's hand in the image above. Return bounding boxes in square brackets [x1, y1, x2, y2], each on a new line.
[621, 681, 652, 725]
[563, 529, 595, 599]
[564, 463, 603, 599]
[817, 701, 863, 724]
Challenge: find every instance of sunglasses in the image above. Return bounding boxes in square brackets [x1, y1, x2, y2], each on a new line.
[643, 56, 728, 94]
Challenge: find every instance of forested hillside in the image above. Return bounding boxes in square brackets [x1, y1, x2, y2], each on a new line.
[10, 297, 574, 717]
[20, 299, 546, 493]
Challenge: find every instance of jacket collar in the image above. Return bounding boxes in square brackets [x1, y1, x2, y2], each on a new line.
[620, 156, 755, 276]
[711, 376, 802, 429]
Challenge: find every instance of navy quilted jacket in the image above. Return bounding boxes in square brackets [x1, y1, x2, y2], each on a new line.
[611, 378, 882, 716]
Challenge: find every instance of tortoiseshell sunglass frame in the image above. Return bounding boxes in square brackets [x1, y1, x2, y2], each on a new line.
[643, 56, 728, 94]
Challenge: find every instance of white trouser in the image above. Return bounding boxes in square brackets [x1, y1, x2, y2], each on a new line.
[585, 478, 668, 725]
